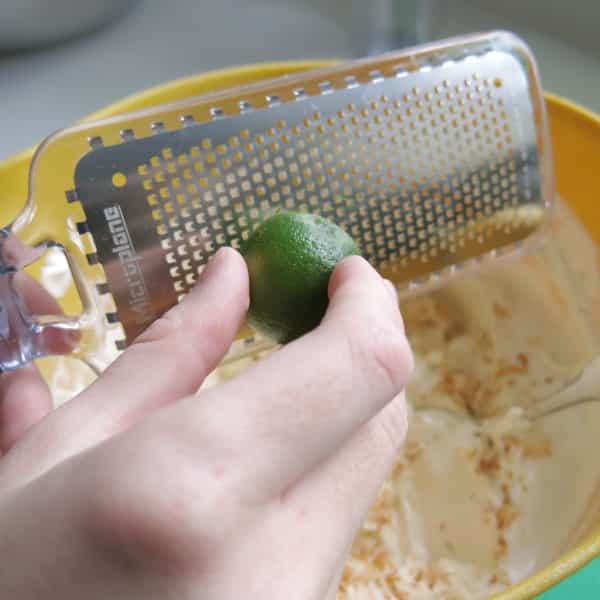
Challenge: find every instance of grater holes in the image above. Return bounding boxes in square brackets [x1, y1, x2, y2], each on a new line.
[137, 64, 531, 295]
[112, 172, 127, 188]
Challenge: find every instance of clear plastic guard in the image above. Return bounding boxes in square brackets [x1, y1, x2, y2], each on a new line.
[0, 229, 101, 373]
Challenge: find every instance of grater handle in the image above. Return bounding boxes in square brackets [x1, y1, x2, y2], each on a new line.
[0, 230, 83, 373]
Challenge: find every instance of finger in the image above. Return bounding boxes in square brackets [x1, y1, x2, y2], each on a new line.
[0, 364, 53, 453]
[74, 246, 248, 419]
[224, 393, 408, 599]
[0, 248, 249, 482]
[185, 256, 413, 501]
[285, 392, 408, 584]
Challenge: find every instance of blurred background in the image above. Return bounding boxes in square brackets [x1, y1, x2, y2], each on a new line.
[1, 0, 599, 160]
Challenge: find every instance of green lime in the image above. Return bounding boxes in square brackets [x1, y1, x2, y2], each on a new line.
[240, 210, 359, 343]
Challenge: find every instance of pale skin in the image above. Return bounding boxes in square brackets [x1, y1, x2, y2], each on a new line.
[0, 247, 413, 599]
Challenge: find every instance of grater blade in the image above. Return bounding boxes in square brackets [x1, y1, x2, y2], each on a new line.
[65, 31, 552, 356]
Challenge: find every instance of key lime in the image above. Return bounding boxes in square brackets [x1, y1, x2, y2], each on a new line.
[240, 211, 359, 343]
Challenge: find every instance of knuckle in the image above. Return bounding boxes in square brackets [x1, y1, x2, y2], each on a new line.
[192, 310, 231, 352]
[81, 439, 191, 570]
[80, 429, 246, 573]
[134, 310, 185, 346]
[348, 314, 413, 395]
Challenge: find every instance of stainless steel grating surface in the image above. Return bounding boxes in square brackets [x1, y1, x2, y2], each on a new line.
[70, 34, 549, 354]
[133, 51, 538, 301]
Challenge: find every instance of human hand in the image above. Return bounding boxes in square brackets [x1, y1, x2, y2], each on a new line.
[0, 247, 413, 600]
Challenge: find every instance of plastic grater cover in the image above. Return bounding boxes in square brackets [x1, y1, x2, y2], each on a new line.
[7, 31, 554, 370]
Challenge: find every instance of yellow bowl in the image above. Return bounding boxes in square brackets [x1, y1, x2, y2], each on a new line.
[1, 60, 599, 599]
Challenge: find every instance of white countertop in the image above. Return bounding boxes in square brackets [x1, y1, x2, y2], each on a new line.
[1, 0, 600, 161]
[0, 0, 353, 160]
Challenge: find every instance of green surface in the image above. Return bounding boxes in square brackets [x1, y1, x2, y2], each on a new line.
[537, 556, 600, 599]
[241, 211, 359, 343]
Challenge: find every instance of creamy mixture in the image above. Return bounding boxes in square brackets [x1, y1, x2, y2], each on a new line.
[37, 198, 600, 598]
